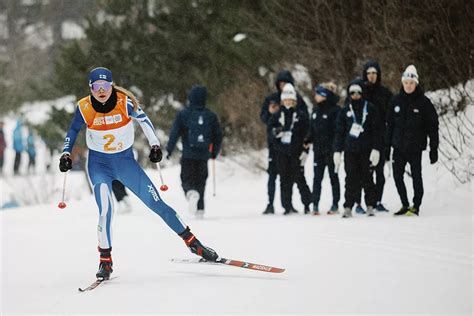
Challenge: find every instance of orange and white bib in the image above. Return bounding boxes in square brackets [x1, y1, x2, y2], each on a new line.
[78, 92, 134, 154]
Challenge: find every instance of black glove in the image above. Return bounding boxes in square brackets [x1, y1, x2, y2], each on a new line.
[149, 145, 163, 163]
[429, 148, 438, 164]
[59, 153, 72, 172]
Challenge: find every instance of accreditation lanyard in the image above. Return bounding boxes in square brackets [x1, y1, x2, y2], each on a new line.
[349, 101, 368, 126]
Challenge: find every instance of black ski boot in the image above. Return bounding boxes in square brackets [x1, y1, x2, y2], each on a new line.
[179, 227, 219, 262]
[96, 247, 113, 280]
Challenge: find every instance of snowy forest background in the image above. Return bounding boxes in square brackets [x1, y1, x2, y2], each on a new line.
[0, 0, 472, 182]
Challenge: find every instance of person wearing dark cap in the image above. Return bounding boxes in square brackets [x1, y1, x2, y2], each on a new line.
[359, 60, 394, 212]
[260, 70, 311, 214]
[59, 67, 218, 281]
[333, 79, 382, 218]
[304, 83, 341, 215]
[166, 84, 223, 218]
[386, 65, 439, 216]
[268, 83, 310, 215]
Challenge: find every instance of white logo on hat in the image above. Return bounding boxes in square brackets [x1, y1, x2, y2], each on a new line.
[395, 106, 400, 113]
[323, 114, 328, 119]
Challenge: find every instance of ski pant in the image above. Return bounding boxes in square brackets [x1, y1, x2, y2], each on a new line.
[180, 158, 208, 211]
[355, 155, 385, 205]
[87, 148, 186, 249]
[393, 149, 423, 209]
[343, 151, 377, 209]
[313, 153, 340, 209]
[268, 147, 311, 208]
[112, 180, 128, 202]
[13, 152, 21, 174]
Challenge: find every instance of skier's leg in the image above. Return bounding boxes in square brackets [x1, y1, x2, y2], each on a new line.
[118, 158, 187, 234]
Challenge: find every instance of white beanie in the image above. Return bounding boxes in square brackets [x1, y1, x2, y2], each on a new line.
[402, 65, 419, 84]
[281, 83, 297, 101]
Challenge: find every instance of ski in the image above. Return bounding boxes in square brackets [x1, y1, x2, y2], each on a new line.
[171, 257, 285, 273]
[78, 277, 116, 292]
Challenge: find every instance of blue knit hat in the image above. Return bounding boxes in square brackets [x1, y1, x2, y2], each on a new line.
[88, 67, 113, 85]
[314, 85, 330, 97]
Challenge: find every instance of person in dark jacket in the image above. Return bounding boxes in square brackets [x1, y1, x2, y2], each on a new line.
[386, 65, 439, 216]
[268, 83, 310, 215]
[333, 79, 382, 218]
[167, 85, 222, 217]
[260, 70, 311, 214]
[304, 83, 340, 215]
[358, 60, 394, 212]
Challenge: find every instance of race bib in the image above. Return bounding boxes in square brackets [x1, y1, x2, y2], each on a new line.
[281, 131, 292, 144]
[349, 123, 364, 138]
[86, 121, 135, 153]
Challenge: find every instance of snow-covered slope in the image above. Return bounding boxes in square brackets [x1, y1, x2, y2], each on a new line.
[1, 153, 472, 315]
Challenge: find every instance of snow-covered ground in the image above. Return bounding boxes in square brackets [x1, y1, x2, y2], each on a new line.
[1, 151, 472, 315]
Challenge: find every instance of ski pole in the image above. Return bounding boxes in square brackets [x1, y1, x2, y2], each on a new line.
[157, 163, 168, 191]
[58, 172, 68, 209]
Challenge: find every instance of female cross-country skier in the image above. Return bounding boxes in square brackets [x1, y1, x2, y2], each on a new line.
[59, 67, 218, 280]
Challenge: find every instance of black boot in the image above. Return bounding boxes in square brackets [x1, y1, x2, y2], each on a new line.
[96, 247, 113, 280]
[394, 206, 410, 216]
[263, 204, 274, 215]
[179, 227, 219, 261]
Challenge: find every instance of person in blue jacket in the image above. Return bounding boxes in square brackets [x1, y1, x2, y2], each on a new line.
[166, 85, 222, 217]
[60, 68, 218, 280]
[27, 127, 36, 173]
[13, 119, 24, 175]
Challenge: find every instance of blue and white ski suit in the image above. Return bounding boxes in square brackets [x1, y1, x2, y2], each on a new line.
[62, 91, 186, 249]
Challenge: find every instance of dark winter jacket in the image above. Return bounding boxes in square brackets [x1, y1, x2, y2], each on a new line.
[260, 70, 308, 145]
[167, 85, 223, 161]
[385, 85, 439, 153]
[306, 93, 340, 158]
[333, 79, 382, 154]
[362, 61, 393, 134]
[268, 104, 309, 157]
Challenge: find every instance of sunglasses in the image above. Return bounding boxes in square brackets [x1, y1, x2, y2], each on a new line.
[403, 73, 417, 79]
[349, 90, 362, 96]
[90, 82, 112, 92]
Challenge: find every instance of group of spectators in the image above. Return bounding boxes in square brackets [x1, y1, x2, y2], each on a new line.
[260, 62, 439, 217]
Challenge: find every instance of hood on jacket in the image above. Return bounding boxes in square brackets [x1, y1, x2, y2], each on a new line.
[187, 85, 207, 108]
[275, 70, 294, 92]
[362, 60, 382, 85]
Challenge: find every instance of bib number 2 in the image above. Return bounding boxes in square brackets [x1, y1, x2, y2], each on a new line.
[103, 134, 123, 152]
